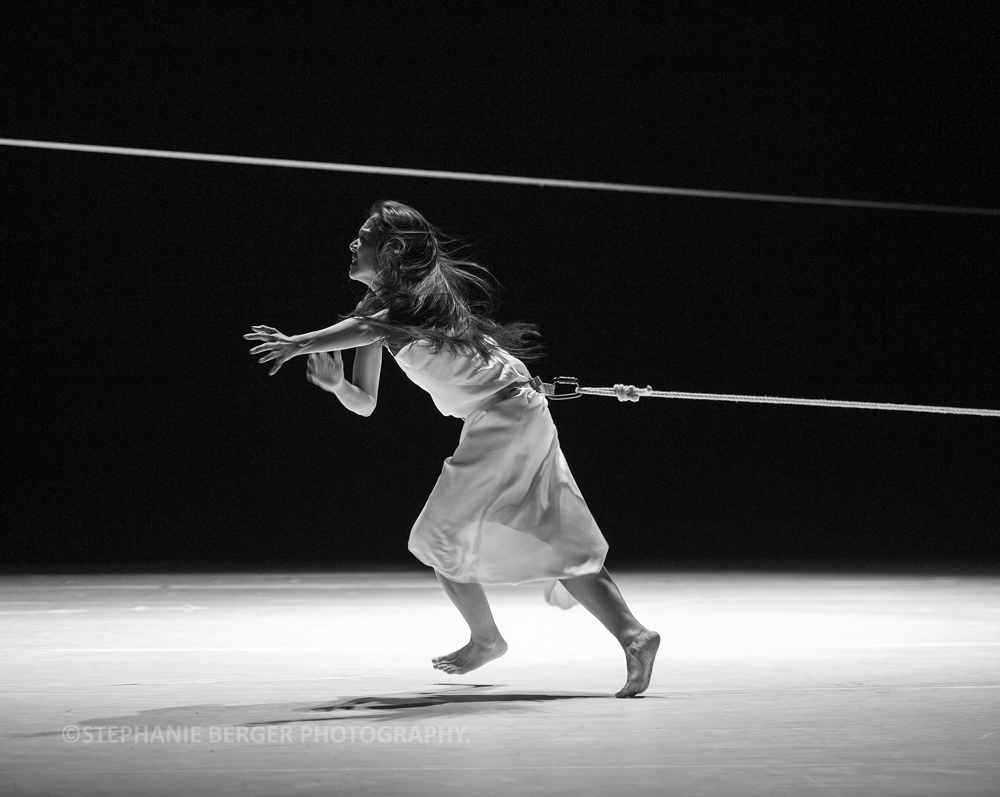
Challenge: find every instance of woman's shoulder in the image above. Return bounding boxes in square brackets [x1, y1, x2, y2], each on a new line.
[384, 340, 409, 357]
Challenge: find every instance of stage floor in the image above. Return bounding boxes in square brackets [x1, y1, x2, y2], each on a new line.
[1, 569, 998, 796]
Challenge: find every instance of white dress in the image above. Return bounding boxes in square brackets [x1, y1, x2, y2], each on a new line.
[391, 340, 609, 608]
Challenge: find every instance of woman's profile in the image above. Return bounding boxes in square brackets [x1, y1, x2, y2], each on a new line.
[245, 200, 659, 697]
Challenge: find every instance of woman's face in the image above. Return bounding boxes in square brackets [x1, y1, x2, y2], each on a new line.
[348, 216, 379, 286]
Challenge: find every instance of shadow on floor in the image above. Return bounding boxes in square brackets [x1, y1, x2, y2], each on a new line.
[23, 684, 640, 736]
[290, 684, 609, 717]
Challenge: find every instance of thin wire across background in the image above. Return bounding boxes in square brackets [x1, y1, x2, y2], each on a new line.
[2, 138, 998, 216]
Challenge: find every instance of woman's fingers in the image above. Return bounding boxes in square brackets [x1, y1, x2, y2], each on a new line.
[244, 325, 280, 341]
[249, 342, 285, 354]
[261, 345, 298, 365]
[250, 341, 294, 356]
[245, 333, 276, 343]
[247, 325, 298, 376]
[306, 353, 337, 377]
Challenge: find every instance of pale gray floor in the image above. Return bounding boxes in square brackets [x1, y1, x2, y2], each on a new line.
[1, 570, 998, 796]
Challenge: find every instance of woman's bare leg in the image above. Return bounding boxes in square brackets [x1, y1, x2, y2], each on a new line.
[559, 566, 660, 697]
[432, 570, 508, 674]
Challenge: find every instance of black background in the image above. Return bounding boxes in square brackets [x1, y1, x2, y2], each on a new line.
[2, 3, 997, 569]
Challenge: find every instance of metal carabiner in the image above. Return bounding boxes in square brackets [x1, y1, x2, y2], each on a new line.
[546, 376, 582, 400]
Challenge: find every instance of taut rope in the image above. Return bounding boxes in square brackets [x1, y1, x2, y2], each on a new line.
[541, 377, 999, 417]
[3, 138, 999, 215]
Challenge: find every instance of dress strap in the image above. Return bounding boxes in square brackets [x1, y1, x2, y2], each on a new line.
[512, 376, 547, 399]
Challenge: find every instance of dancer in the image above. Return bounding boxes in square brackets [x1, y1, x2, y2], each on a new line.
[245, 201, 659, 697]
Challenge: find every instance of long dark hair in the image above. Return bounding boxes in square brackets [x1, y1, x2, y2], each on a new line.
[347, 201, 543, 362]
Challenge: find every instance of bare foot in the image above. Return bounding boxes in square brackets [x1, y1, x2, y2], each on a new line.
[432, 636, 508, 674]
[616, 629, 660, 698]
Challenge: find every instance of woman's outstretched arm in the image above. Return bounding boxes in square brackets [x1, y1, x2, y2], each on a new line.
[245, 317, 382, 376]
[295, 317, 383, 354]
[306, 342, 382, 417]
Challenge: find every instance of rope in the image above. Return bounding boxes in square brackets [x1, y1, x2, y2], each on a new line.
[3, 138, 999, 216]
[547, 380, 999, 417]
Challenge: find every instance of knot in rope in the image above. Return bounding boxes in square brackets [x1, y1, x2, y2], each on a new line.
[613, 384, 653, 402]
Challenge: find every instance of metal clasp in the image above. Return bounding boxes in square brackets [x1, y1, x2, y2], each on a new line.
[547, 376, 581, 400]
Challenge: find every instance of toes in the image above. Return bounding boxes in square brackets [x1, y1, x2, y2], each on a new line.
[432, 650, 461, 665]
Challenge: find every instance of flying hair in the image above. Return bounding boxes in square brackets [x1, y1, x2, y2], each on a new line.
[346, 201, 544, 362]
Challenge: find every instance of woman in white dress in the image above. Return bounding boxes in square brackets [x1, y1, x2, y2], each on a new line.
[245, 201, 659, 697]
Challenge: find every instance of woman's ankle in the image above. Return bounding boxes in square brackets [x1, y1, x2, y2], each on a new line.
[618, 624, 648, 648]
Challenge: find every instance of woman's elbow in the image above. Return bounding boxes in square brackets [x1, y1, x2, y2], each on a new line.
[355, 398, 377, 417]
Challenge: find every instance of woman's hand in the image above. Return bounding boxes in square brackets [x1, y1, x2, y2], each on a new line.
[244, 325, 303, 376]
[306, 352, 344, 393]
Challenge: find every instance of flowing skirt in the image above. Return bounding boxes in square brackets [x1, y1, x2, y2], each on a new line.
[407, 384, 609, 608]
